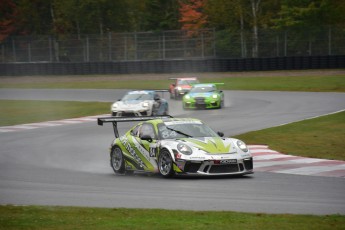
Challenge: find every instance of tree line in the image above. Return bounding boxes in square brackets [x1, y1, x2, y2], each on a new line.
[1, 0, 344, 39]
[1, 0, 344, 58]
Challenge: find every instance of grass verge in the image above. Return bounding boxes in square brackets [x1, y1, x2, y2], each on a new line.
[1, 75, 345, 92]
[0, 100, 110, 126]
[0, 205, 344, 230]
[234, 111, 345, 161]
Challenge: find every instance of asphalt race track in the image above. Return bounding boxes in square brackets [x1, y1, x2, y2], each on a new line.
[0, 89, 345, 215]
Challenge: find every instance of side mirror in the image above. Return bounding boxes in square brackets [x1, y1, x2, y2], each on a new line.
[217, 131, 224, 137]
[154, 94, 160, 101]
[141, 135, 153, 142]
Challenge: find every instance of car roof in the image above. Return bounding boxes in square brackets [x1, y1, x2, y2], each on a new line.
[126, 90, 154, 94]
[192, 83, 216, 88]
[177, 77, 198, 80]
[144, 117, 203, 125]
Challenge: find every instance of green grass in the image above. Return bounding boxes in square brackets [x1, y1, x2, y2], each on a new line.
[234, 111, 345, 161]
[0, 205, 344, 230]
[0, 100, 110, 126]
[1, 75, 345, 92]
[208, 75, 345, 92]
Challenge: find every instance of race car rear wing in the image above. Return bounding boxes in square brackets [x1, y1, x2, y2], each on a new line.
[98, 115, 173, 138]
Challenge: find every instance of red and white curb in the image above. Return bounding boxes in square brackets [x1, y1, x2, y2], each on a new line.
[0, 114, 108, 133]
[249, 145, 345, 178]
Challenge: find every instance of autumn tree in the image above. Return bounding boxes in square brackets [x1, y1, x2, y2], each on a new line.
[179, 0, 208, 36]
[141, 0, 180, 31]
[0, 0, 19, 41]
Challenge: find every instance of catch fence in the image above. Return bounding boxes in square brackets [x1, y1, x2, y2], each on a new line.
[1, 27, 344, 63]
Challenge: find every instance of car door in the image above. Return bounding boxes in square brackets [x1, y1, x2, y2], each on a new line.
[132, 123, 159, 172]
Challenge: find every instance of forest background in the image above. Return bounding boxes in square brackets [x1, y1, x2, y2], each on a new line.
[1, 0, 345, 62]
[1, 0, 344, 41]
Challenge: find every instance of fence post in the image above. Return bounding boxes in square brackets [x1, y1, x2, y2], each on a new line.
[49, 36, 53, 62]
[213, 28, 216, 57]
[284, 31, 287, 56]
[108, 32, 112, 61]
[12, 38, 16, 62]
[1, 43, 4, 62]
[276, 36, 279, 56]
[200, 31, 204, 58]
[86, 35, 89, 62]
[328, 27, 332, 55]
[162, 32, 166, 60]
[28, 38, 32, 62]
[134, 32, 138, 60]
[124, 34, 127, 61]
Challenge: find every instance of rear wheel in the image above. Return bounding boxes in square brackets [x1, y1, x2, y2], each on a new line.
[158, 150, 174, 178]
[110, 146, 125, 174]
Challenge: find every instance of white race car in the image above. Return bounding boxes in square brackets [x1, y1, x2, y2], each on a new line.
[111, 90, 169, 117]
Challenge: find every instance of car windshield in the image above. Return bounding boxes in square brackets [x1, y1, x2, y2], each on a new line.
[178, 79, 199, 85]
[189, 85, 216, 93]
[158, 121, 219, 139]
[122, 92, 153, 101]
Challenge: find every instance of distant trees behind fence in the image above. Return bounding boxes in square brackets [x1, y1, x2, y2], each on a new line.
[1, 27, 344, 63]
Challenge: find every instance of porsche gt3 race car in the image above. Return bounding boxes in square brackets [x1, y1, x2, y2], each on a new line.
[111, 90, 169, 117]
[169, 77, 199, 100]
[183, 83, 224, 109]
[98, 116, 253, 178]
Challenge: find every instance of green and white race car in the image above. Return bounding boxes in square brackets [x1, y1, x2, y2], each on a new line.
[98, 116, 253, 178]
[183, 83, 224, 109]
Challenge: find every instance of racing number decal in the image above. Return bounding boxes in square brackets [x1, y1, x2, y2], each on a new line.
[149, 143, 157, 157]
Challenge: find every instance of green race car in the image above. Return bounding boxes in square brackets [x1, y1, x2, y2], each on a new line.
[98, 116, 253, 178]
[182, 83, 224, 109]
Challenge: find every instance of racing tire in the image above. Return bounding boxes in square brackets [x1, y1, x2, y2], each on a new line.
[158, 149, 174, 178]
[174, 90, 179, 100]
[110, 146, 126, 175]
[219, 99, 224, 109]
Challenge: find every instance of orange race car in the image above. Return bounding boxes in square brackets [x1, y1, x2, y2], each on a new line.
[169, 77, 199, 100]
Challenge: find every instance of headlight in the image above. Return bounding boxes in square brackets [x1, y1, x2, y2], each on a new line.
[236, 140, 248, 152]
[111, 103, 118, 109]
[177, 87, 182, 91]
[212, 94, 218, 99]
[184, 95, 190, 99]
[142, 102, 149, 107]
[177, 143, 193, 155]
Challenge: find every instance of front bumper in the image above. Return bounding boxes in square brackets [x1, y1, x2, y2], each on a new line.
[175, 157, 253, 176]
[112, 109, 151, 117]
[183, 97, 221, 109]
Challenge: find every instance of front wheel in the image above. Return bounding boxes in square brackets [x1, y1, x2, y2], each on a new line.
[158, 150, 174, 178]
[110, 146, 125, 174]
[219, 99, 224, 109]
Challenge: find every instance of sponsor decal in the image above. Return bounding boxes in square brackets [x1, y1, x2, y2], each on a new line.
[190, 157, 205, 160]
[120, 136, 146, 169]
[214, 159, 237, 164]
[187, 137, 231, 153]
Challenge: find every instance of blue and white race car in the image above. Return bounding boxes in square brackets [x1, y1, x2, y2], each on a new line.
[111, 90, 169, 117]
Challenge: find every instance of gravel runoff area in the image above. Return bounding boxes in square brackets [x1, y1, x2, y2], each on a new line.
[0, 69, 344, 84]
